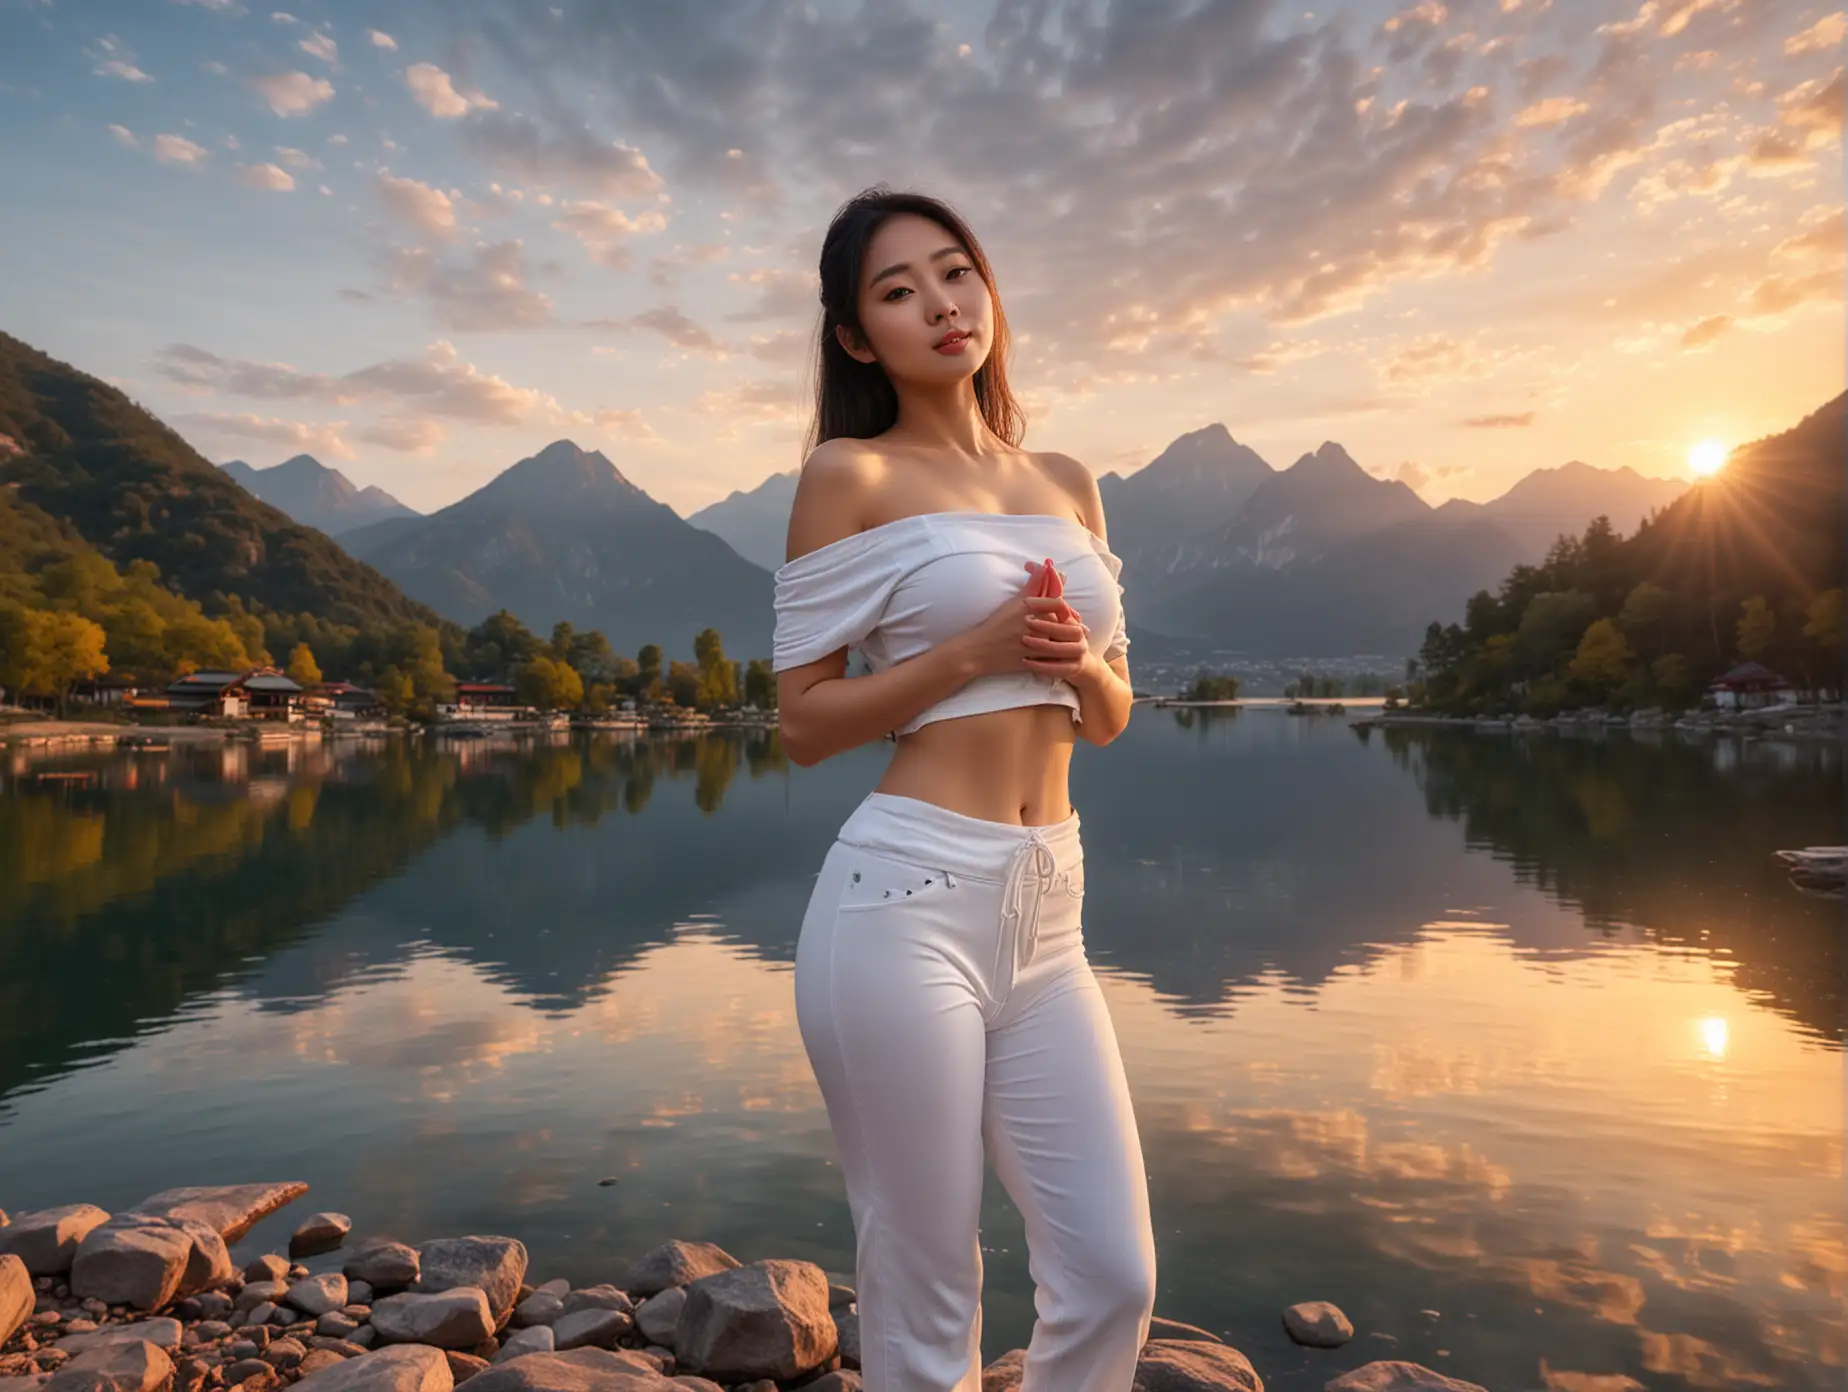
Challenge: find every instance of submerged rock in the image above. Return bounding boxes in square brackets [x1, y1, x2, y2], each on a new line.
[1283, 1301, 1354, 1349]
[623, 1244, 739, 1300]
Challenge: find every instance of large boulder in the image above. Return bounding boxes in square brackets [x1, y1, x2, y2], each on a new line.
[557, 1288, 629, 1318]
[44, 1340, 172, 1392]
[70, 1221, 192, 1312]
[54, 1322, 184, 1357]
[673, 1261, 834, 1383]
[632, 1289, 684, 1349]
[414, 1241, 527, 1332]
[130, 1186, 308, 1244]
[370, 1290, 495, 1350]
[1283, 1302, 1353, 1349]
[343, 1244, 418, 1291]
[290, 1217, 352, 1261]
[981, 1349, 1026, 1392]
[1132, 1339, 1264, 1392]
[1147, 1317, 1224, 1345]
[292, 1346, 454, 1392]
[0, 1255, 32, 1347]
[459, 1350, 674, 1392]
[1323, 1364, 1488, 1392]
[0, 1207, 111, 1276]
[285, 1276, 350, 1319]
[624, 1243, 739, 1299]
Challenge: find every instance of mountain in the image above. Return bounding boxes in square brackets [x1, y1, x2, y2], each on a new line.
[686, 469, 800, 571]
[220, 454, 419, 537]
[1095, 424, 1274, 559]
[342, 440, 775, 659]
[0, 330, 447, 633]
[1437, 461, 1686, 559]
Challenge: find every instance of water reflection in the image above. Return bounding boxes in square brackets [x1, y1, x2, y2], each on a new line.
[1, 718, 1841, 1388]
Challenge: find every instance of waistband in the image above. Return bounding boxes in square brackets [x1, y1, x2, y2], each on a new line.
[836, 791, 1082, 881]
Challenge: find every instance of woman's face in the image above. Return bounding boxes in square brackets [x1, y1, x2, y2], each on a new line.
[841, 212, 993, 385]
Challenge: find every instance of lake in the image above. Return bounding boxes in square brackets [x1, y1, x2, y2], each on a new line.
[0, 715, 1841, 1389]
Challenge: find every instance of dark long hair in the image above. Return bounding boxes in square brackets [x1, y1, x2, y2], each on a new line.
[805, 186, 1026, 452]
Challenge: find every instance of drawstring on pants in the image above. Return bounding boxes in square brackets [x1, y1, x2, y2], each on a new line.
[998, 830, 1058, 987]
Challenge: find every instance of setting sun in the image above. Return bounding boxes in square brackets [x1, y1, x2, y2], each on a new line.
[1690, 440, 1730, 477]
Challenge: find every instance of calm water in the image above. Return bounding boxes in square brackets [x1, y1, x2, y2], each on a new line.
[1, 717, 1841, 1389]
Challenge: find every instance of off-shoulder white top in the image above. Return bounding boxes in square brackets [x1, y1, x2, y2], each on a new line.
[771, 511, 1129, 736]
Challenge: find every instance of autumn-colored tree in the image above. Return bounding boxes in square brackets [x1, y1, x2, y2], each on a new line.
[1568, 617, 1633, 691]
[1736, 595, 1777, 662]
[516, 655, 584, 711]
[25, 610, 110, 715]
[636, 644, 663, 701]
[286, 642, 323, 687]
[744, 658, 777, 711]
[665, 660, 701, 709]
[693, 628, 738, 708]
[1651, 653, 1693, 708]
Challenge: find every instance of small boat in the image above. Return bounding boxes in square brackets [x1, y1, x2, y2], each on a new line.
[1773, 846, 1848, 873]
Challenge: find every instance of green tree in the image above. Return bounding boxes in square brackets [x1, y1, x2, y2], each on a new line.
[1185, 672, 1241, 701]
[1618, 581, 1673, 657]
[286, 642, 323, 687]
[636, 644, 663, 701]
[1802, 588, 1841, 689]
[744, 658, 778, 710]
[665, 660, 700, 708]
[1651, 653, 1694, 709]
[516, 655, 584, 712]
[550, 621, 575, 661]
[374, 663, 415, 715]
[1736, 595, 1777, 662]
[1513, 591, 1598, 679]
[1568, 617, 1633, 692]
[693, 628, 738, 709]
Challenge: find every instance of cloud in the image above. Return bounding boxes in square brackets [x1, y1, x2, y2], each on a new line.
[383, 242, 554, 331]
[459, 109, 662, 198]
[690, 377, 805, 439]
[1381, 458, 1474, 494]
[248, 70, 335, 116]
[1784, 12, 1846, 56]
[624, 306, 728, 358]
[548, 199, 667, 268]
[369, 30, 397, 51]
[169, 0, 243, 9]
[108, 124, 138, 148]
[173, 411, 355, 460]
[1778, 69, 1843, 143]
[152, 133, 211, 166]
[95, 59, 153, 82]
[154, 339, 569, 427]
[1774, 211, 1846, 260]
[405, 62, 500, 118]
[1679, 314, 1732, 348]
[1514, 96, 1586, 129]
[237, 161, 295, 191]
[1234, 339, 1326, 374]
[1461, 412, 1535, 428]
[1382, 334, 1490, 385]
[354, 418, 447, 453]
[272, 145, 321, 170]
[649, 241, 730, 286]
[723, 266, 817, 323]
[591, 407, 660, 442]
[91, 33, 152, 82]
[298, 31, 337, 64]
[373, 170, 459, 240]
[1746, 268, 1839, 317]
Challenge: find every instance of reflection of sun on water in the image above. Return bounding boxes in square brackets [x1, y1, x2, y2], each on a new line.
[1689, 440, 1728, 477]
[1700, 1015, 1730, 1059]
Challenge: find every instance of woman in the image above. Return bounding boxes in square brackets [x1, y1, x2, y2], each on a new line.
[773, 187, 1157, 1392]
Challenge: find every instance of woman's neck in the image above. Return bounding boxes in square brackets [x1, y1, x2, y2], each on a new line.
[887, 380, 996, 459]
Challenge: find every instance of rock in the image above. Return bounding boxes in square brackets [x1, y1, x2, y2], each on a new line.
[242, 1260, 288, 1287]
[305, 1342, 367, 1361]
[44, 1340, 173, 1392]
[347, 1328, 376, 1351]
[624, 1245, 739, 1301]
[369, 1291, 495, 1351]
[2, 1257, 33, 1348]
[507, 1297, 560, 1332]
[1147, 1317, 1223, 1345]
[62, 1322, 99, 1337]
[413, 1243, 526, 1334]
[284, 1278, 348, 1319]
[802, 1375, 861, 1392]
[673, 1261, 834, 1383]
[70, 1217, 228, 1314]
[1322, 1364, 1487, 1392]
[632, 1290, 683, 1349]
[193, 1324, 230, 1342]
[55, 1323, 184, 1356]
[830, 1307, 858, 1371]
[192, 1295, 232, 1322]
[557, 1289, 629, 1319]
[1131, 1339, 1263, 1392]
[340, 1248, 417, 1293]
[223, 1360, 275, 1389]
[490, 1331, 553, 1366]
[981, 1349, 1026, 1392]
[345, 1283, 374, 1307]
[666, 1381, 722, 1392]
[1283, 1302, 1353, 1349]
[289, 1220, 350, 1262]
[547, 1310, 629, 1353]
[459, 1349, 672, 1392]
[260, 1341, 304, 1372]
[314, 1315, 359, 1341]
[297, 1353, 346, 1379]
[441, 1356, 485, 1386]
[234, 1287, 287, 1315]
[825, 1284, 855, 1310]
[129, 1190, 308, 1247]
[0, 1213, 113, 1280]
[292, 1347, 453, 1392]
[248, 1306, 281, 1328]
[529, 1285, 566, 1302]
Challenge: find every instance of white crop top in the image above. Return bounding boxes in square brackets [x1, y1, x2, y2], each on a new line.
[772, 511, 1129, 736]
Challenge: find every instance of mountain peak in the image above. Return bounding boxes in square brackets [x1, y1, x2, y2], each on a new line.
[1291, 441, 1365, 477]
[516, 439, 634, 489]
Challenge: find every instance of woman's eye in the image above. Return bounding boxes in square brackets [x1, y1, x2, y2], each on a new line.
[947, 265, 971, 279]
[883, 286, 911, 301]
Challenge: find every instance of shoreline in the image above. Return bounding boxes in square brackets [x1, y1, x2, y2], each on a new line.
[0, 1184, 1472, 1392]
[1355, 702, 1845, 744]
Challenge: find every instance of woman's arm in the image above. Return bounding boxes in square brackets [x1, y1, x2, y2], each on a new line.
[1023, 454, 1135, 747]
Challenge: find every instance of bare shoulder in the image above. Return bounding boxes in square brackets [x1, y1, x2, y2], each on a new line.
[1032, 450, 1108, 540]
[784, 437, 887, 565]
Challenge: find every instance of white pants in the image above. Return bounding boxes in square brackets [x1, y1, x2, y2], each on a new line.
[794, 792, 1157, 1392]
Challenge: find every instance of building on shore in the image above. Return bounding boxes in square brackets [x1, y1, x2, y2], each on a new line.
[436, 682, 528, 723]
[1707, 661, 1795, 710]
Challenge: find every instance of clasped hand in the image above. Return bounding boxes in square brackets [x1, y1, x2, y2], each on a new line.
[951, 560, 1093, 683]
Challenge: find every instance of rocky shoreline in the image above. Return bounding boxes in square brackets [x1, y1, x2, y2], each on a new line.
[0, 1185, 1487, 1392]
[1358, 700, 1844, 743]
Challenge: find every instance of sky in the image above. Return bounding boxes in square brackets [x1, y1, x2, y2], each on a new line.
[0, 0, 1840, 518]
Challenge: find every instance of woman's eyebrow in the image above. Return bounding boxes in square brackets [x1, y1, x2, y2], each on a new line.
[868, 245, 966, 287]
